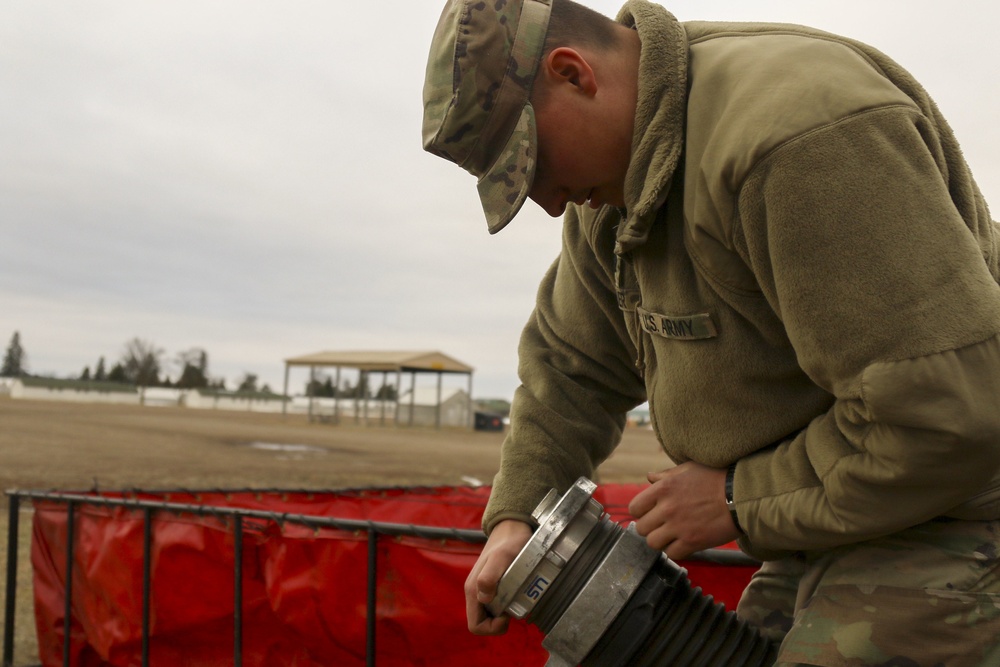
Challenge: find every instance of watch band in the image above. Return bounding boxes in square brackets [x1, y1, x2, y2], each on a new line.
[725, 462, 744, 535]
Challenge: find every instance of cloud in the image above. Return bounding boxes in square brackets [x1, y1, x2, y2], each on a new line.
[1, 0, 997, 401]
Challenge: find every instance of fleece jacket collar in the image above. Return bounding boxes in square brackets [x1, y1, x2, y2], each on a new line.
[614, 0, 688, 255]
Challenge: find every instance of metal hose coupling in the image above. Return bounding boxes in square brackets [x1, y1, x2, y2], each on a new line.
[486, 478, 778, 667]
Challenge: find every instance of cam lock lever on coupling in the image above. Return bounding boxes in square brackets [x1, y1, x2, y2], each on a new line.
[486, 478, 778, 667]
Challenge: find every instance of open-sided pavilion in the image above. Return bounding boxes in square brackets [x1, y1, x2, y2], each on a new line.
[281, 350, 475, 428]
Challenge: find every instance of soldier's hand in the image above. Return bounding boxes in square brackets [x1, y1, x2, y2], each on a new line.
[464, 519, 533, 635]
[628, 462, 740, 560]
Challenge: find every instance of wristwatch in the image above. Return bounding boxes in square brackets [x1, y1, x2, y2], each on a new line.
[725, 462, 745, 535]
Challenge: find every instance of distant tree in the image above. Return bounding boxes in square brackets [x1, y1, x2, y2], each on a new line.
[1, 331, 27, 377]
[306, 374, 337, 397]
[120, 338, 163, 386]
[93, 357, 107, 382]
[107, 363, 128, 383]
[260, 384, 273, 394]
[176, 363, 209, 389]
[375, 382, 397, 401]
[79, 366, 91, 381]
[236, 373, 258, 393]
[355, 373, 371, 399]
[174, 348, 212, 389]
[176, 347, 207, 373]
[338, 380, 354, 399]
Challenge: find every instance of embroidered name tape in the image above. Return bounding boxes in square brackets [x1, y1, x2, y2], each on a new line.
[637, 306, 717, 340]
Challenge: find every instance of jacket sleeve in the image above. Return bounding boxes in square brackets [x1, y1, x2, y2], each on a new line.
[732, 105, 1000, 557]
[481, 208, 647, 534]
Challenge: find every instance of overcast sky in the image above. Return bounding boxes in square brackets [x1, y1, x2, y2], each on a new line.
[2, 0, 997, 400]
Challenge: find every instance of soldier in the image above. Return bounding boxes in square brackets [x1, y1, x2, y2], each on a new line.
[422, 0, 1000, 663]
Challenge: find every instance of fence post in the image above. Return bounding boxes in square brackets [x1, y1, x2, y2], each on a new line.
[367, 525, 377, 667]
[3, 495, 20, 667]
[234, 516, 243, 667]
[141, 508, 153, 666]
[63, 502, 76, 667]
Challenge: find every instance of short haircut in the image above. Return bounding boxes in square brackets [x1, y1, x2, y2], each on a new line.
[542, 0, 620, 56]
[530, 0, 620, 105]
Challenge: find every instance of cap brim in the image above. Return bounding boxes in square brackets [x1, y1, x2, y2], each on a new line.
[476, 104, 537, 235]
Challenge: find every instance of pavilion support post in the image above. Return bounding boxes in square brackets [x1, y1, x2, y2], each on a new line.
[333, 367, 341, 425]
[408, 372, 416, 427]
[380, 371, 387, 427]
[308, 366, 316, 422]
[435, 372, 443, 429]
[282, 364, 290, 417]
[362, 370, 370, 426]
[355, 370, 362, 425]
[394, 371, 402, 428]
[467, 373, 474, 429]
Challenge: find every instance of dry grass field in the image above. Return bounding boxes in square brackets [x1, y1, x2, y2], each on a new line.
[0, 396, 669, 665]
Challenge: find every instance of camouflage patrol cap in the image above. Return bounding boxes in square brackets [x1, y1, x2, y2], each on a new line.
[422, 0, 552, 234]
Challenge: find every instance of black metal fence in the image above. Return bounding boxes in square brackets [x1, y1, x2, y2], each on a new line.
[2, 489, 760, 667]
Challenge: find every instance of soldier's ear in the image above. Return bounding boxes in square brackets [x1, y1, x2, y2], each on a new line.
[540, 47, 598, 98]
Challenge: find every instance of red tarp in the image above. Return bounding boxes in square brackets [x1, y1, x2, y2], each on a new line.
[30, 485, 758, 666]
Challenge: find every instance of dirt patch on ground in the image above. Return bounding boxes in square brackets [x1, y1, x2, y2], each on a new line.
[0, 397, 670, 664]
[0, 397, 668, 494]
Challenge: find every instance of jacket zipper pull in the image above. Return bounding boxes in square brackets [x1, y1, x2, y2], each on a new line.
[615, 252, 646, 371]
[633, 308, 646, 371]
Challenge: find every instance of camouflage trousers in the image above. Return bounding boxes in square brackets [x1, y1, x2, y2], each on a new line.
[736, 517, 1000, 667]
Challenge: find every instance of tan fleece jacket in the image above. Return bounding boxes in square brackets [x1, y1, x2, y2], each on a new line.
[484, 0, 1000, 560]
